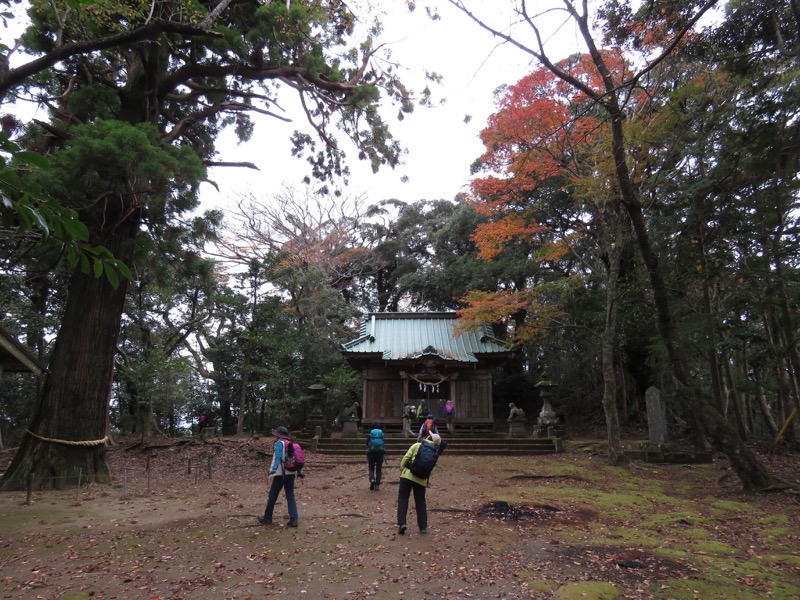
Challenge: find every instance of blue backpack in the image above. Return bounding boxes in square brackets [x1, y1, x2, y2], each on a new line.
[368, 429, 385, 452]
[408, 441, 438, 478]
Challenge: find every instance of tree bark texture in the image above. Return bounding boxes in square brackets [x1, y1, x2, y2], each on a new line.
[601, 239, 626, 465]
[0, 207, 140, 490]
[237, 359, 250, 436]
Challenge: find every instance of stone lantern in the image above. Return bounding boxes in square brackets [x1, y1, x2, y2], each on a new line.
[306, 377, 327, 436]
[532, 374, 564, 439]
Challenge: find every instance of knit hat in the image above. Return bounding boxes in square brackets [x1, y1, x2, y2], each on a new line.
[271, 426, 290, 439]
[429, 433, 442, 447]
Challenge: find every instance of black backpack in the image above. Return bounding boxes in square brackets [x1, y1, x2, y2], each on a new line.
[408, 441, 439, 479]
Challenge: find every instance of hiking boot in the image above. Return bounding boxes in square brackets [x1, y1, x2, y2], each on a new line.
[257, 516, 272, 525]
[398, 524, 407, 535]
[287, 519, 298, 528]
[369, 480, 375, 491]
[374, 483, 380, 491]
[420, 528, 428, 534]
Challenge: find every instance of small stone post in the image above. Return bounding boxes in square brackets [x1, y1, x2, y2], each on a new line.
[645, 386, 668, 446]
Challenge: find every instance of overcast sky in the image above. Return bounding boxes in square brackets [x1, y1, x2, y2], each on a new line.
[2, 1, 573, 213]
[200, 2, 543, 213]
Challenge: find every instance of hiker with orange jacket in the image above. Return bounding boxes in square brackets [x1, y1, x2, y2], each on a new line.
[416, 413, 439, 442]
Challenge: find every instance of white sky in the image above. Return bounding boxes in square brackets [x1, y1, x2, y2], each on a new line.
[4, 1, 725, 216]
[200, 2, 548, 212]
[2, 1, 579, 213]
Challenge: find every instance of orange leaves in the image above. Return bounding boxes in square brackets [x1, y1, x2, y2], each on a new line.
[458, 290, 532, 330]
[472, 213, 547, 260]
[469, 62, 606, 258]
[468, 55, 640, 266]
[477, 72, 584, 184]
[472, 53, 634, 193]
[457, 289, 566, 345]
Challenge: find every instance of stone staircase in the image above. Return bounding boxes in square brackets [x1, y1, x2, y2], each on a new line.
[314, 435, 561, 457]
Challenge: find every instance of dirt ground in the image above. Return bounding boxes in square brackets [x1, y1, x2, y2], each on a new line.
[1, 436, 799, 600]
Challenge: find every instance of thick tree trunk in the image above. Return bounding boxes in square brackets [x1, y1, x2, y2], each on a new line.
[723, 353, 748, 440]
[0, 209, 139, 491]
[756, 387, 780, 437]
[699, 241, 727, 415]
[237, 360, 249, 436]
[602, 240, 626, 465]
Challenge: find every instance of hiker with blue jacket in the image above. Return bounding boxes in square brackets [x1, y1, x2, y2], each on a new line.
[366, 422, 386, 491]
[258, 426, 299, 528]
[397, 432, 442, 535]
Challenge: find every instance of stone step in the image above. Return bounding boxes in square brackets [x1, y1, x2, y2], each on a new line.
[315, 436, 560, 456]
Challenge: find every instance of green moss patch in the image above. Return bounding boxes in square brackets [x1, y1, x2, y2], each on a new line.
[553, 581, 623, 599]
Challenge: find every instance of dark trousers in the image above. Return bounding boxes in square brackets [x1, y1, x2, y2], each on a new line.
[263, 474, 297, 522]
[367, 451, 384, 483]
[397, 477, 427, 529]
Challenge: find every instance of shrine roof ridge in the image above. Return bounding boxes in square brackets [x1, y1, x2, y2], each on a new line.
[340, 311, 509, 364]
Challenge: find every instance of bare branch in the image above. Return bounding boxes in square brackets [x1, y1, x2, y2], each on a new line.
[199, 0, 237, 30]
[622, 0, 720, 88]
[161, 100, 291, 144]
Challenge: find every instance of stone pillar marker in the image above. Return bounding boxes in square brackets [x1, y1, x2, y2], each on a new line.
[645, 386, 668, 446]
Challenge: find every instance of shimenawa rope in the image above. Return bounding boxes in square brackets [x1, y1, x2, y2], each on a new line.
[27, 430, 109, 447]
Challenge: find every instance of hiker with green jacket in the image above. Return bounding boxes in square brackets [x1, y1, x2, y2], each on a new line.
[396, 432, 442, 535]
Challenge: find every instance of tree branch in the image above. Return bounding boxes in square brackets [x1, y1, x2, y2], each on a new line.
[0, 19, 223, 95]
[204, 160, 260, 170]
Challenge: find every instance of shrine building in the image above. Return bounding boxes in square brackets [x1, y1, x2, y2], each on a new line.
[340, 312, 511, 431]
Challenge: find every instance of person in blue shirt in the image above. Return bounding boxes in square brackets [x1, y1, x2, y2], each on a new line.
[258, 426, 299, 528]
[365, 422, 386, 491]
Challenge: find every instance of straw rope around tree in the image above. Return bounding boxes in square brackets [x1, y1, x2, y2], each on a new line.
[27, 430, 109, 447]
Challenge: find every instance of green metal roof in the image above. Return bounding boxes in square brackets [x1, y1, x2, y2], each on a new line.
[340, 312, 509, 363]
